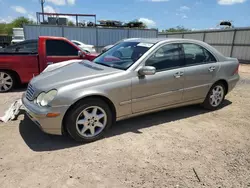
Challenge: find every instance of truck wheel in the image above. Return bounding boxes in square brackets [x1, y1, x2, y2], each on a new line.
[0, 71, 15, 92]
[65, 98, 113, 142]
[202, 82, 226, 110]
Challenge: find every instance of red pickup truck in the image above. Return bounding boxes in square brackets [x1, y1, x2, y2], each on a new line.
[0, 36, 98, 92]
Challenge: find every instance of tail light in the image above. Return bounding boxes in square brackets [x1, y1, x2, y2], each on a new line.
[233, 64, 240, 75]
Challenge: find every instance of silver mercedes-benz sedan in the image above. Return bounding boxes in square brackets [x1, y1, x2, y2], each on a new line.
[22, 38, 240, 142]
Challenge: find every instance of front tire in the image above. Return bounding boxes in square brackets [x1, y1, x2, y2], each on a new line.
[202, 82, 226, 110]
[0, 71, 15, 92]
[65, 98, 113, 142]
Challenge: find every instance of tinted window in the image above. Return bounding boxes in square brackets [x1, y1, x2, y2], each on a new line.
[5, 41, 38, 53]
[145, 44, 184, 71]
[182, 43, 216, 65]
[94, 41, 153, 70]
[46, 40, 78, 56]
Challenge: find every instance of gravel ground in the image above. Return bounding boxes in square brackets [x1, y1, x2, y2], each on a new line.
[0, 66, 250, 188]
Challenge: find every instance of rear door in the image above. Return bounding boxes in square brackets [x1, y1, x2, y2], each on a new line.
[44, 39, 82, 70]
[181, 43, 219, 101]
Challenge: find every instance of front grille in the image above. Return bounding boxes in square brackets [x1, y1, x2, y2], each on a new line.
[26, 84, 35, 101]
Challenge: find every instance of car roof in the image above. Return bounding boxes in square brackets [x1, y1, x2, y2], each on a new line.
[123, 38, 201, 44]
[122, 37, 227, 62]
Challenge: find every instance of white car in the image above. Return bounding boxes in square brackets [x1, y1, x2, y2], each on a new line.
[71, 40, 96, 53]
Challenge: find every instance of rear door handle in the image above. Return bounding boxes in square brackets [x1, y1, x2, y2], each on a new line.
[208, 66, 216, 72]
[174, 71, 184, 78]
[47, 62, 54, 65]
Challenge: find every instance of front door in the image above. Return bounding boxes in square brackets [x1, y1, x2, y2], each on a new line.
[181, 43, 220, 101]
[132, 43, 185, 113]
[44, 39, 81, 71]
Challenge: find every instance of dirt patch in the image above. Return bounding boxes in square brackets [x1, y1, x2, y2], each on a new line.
[240, 64, 250, 73]
[0, 72, 249, 188]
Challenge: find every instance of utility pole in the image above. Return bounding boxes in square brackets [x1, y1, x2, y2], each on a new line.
[40, 0, 45, 23]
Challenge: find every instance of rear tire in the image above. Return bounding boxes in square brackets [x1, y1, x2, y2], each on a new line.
[65, 98, 113, 142]
[0, 71, 15, 92]
[202, 82, 226, 110]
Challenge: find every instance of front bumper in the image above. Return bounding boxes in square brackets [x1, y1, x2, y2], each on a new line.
[22, 94, 69, 135]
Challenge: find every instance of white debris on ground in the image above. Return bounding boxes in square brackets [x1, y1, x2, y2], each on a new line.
[0, 99, 24, 123]
[0, 59, 82, 123]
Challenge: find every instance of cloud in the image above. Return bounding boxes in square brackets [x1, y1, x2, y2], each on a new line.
[0, 16, 13, 23]
[179, 6, 190, 11]
[47, 0, 66, 6]
[176, 13, 188, 19]
[182, 15, 188, 19]
[44, 5, 57, 13]
[28, 14, 36, 22]
[138, 18, 156, 28]
[11, 6, 27, 14]
[217, 0, 247, 5]
[67, 0, 76, 5]
[46, 0, 75, 5]
[195, 1, 202, 5]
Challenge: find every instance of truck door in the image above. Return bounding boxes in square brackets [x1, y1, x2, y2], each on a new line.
[43, 39, 82, 71]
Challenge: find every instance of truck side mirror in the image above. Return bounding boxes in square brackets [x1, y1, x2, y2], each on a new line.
[78, 50, 85, 58]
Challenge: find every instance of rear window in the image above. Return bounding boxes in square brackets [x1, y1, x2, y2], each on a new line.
[4, 41, 38, 53]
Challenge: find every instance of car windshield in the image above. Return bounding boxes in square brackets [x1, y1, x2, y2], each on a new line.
[94, 41, 154, 70]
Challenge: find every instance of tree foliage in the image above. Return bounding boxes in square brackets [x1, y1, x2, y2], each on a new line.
[0, 17, 35, 35]
[162, 26, 190, 33]
[68, 21, 75, 26]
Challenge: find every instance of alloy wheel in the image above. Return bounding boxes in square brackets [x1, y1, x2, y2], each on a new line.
[209, 85, 224, 107]
[0, 72, 13, 92]
[76, 106, 107, 138]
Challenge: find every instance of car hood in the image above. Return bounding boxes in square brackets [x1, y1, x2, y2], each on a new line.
[30, 60, 122, 91]
[83, 44, 94, 48]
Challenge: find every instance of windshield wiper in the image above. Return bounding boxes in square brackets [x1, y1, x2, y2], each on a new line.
[94, 61, 125, 70]
[94, 62, 112, 68]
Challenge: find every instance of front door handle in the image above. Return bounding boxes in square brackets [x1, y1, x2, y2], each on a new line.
[47, 62, 54, 65]
[208, 66, 216, 72]
[174, 71, 184, 78]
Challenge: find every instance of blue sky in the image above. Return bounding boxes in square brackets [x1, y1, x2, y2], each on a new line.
[0, 0, 249, 30]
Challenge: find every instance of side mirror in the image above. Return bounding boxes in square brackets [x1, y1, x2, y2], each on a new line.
[78, 50, 85, 58]
[138, 66, 156, 76]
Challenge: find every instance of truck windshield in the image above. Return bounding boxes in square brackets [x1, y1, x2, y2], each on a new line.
[93, 41, 154, 70]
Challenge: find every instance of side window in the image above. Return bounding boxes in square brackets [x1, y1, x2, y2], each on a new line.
[18, 42, 38, 52]
[46, 40, 78, 56]
[182, 43, 216, 66]
[145, 44, 183, 71]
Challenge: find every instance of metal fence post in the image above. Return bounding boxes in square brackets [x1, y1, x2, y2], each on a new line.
[230, 29, 237, 57]
[96, 27, 98, 50]
[62, 25, 64, 37]
[127, 29, 129, 38]
[202, 32, 206, 42]
[182, 33, 184, 38]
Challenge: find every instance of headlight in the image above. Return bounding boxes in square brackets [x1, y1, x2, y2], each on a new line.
[36, 90, 57, 107]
